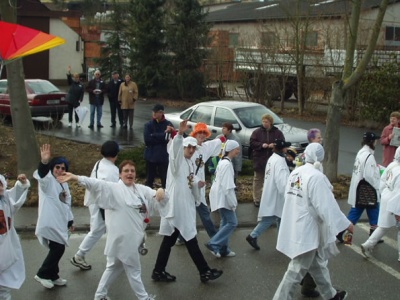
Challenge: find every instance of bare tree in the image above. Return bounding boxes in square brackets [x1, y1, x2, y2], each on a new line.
[0, 2, 40, 178]
[324, 0, 389, 181]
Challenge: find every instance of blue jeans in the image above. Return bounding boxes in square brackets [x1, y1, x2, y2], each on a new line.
[347, 203, 380, 226]
[207, 208, 237, 255]
[250, 215, 281, 238]
[89, 104, 103, 126]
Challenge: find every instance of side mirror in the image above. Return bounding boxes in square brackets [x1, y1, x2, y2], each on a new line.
[232, 123, 242, 131]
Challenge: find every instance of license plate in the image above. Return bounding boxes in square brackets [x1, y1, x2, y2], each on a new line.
[47, 100, 60, 105]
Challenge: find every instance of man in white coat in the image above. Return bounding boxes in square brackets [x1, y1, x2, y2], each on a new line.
[58, 160, 166, 300]
[273, 143, 353, 300]
[152, 120, 223, 283]
[361, 146, 400, 259]
[71, 141, 120, 270]
[0, 174, 30, 300]
[246, 139, 291, 251]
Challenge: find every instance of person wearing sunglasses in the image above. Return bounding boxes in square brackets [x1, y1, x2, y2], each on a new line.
[33, 144, 74, 289]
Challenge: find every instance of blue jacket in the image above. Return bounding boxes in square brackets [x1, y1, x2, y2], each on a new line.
[144, 116, 173, 163]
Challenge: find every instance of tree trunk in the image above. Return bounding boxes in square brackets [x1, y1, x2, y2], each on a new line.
[324, 80, 345, 182]
[1, 5, 40, 178]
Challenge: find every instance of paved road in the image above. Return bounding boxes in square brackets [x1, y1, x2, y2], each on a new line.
[13, 224, 400, 300]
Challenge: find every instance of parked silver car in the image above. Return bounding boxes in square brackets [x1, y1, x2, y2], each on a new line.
[165, 100, 309, 158]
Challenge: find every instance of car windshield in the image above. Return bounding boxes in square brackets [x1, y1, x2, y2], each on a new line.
[26, 81, 61, 94]
[233, 106, 283, 128]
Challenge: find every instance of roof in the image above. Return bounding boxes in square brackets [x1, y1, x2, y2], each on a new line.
[205, 0, 396, 23]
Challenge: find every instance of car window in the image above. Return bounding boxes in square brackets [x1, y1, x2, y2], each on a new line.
[190, 105, 212, 125]
[234, 106, 283, 128]
[181, 108, 193, 120]
[0, 81, 7, 93]
[26, 81, 60, 94]
[214, 107, 238, 127]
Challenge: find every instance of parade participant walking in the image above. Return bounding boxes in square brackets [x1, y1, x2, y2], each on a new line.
[250, 114, 284, 207]
[246, 139, 291, 251]
[206, 140, 240, 258]
[66, 66, 84, 128]
[222, 122, 242, 181]
[144, 104, 175, 189]
[34, 144, 74, 289]
[273, 143, 352, 300]
[380, 111, 400, 167]
[107, 71, 123, 127]
[58, 160, 165, 300]
[361, 146, 400, 260]
[0, 174, 30, 300]
[152, 120, 223, 283]
[86, 70, 107, 129]
[70, 141, 120, 271]
[118, 74, 138, 129]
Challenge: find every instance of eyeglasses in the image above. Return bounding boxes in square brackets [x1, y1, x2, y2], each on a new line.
[55, 165, 66, 171]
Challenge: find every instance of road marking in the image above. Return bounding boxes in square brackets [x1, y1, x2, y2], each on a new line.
[350, 223, 400, 280]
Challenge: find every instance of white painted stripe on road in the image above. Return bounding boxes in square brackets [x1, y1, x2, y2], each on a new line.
[347, 222, 400, 280]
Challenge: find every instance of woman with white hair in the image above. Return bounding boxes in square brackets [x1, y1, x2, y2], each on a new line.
[273, 143, 352, 300]
[361, 147, 400, 260]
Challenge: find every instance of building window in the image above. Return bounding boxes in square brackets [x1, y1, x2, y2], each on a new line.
[261, 32, 278, 47]
[305, 31, 318, 48]
[385, 26, 400, 46]
[229, 33, 239, 48]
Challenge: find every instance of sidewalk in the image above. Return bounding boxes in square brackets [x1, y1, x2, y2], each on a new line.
[15, 199, 366, 232]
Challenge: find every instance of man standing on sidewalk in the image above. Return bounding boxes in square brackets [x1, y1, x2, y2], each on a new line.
[107, 71, 123, 128]
[70, 141, 120, 270]
[86, 70, 107, 129]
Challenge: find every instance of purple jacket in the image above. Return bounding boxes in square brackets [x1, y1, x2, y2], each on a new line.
[250, 125, 284, 172]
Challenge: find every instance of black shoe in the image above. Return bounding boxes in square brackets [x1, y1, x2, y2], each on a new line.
[246, 234, 260, 250]
[200, 268, 223, 283]
[301, 289, 320, 298]
[88, 125, 94, 129]
[110, 124, 116, 128]
[151, 270, 176, 282]
[330, 290, 347, 300]
[336, 230, 345, 243]
[254, 201, 260, 207]
[123, 125, 128, 129]
[377, 239, 384, 244]
[97, 124, 104, 128]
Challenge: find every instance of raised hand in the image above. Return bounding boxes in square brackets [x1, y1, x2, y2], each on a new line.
[40, 144, 51, 163]
[17, 174, 27, 184]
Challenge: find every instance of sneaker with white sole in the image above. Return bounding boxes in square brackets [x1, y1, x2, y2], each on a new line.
[68, 122, 72, 127]
[71, 255, 92, 270]
[361, 243, 373, 258]
[34, 275, 54, 289]
[77, 123, 81, 128]
[224, 251, 236, 257]
[175, 238, 185, 246]
[53, 277, 67, 286]
[205, 243, 221, 258]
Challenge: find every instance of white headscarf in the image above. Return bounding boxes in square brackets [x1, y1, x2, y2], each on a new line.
[224, 140, 240, 152]
[394, 147, 400, 163]
[305, 143, 324, 172]
[0, 174, 7, 189]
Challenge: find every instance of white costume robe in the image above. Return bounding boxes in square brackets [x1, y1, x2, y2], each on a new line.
[258, 153, 289, 220]
[348, 145, 381, 207]
[160, 135, 200, 241]
[34, 171, 73, 247]
[209, 157, 237, 212]
[0, 181, 30, 290]
[379, 161, 400, 227]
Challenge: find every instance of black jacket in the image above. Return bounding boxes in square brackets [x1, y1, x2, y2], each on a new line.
[66, 74, 84, 107]
[107, 79, 123, 102]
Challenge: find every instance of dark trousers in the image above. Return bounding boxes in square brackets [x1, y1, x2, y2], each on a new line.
[145, 161, 168, 189]
[154, 228, 209, 274]
[67, 104, 79, 123]
[122, 109, 134, 128]
[109, 99, 123, 126]
[37, 240, 65, 280]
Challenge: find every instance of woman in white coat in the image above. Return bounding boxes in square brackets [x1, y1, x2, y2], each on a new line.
[206, 140, 240, 258]
[246, 139, 291, 251]
[0, 174, 30, 300]
[361, 147, 400, 259]
[58, 160, 166, 300]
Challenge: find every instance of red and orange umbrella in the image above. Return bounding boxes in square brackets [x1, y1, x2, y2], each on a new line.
[0, 20, 65, 75]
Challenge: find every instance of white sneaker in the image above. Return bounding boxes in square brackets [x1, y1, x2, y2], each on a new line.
[175, 238, 185, 246]
[68, 122, 72, 127]
[361, 243, 373, 258]
[224, 251, 236, 257]
[71, 254, 92, 270]
[53, 277, 67, 286]
[34, 275, 54, 289]
[147, 295, 156, 300]
[77, 123, 81, 128]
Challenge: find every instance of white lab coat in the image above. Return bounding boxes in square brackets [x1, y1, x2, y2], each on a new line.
[379, 161, 400, 227]
[191, 139, 222, 206]
[258, 153, 289, 220]
[209, 157, 237, 212]
[0, 180, 30, 289]
[160, 135, 201, 241]
[348, 145, 381, 207]
[80, 177, 167, 266]
[276, 164, 350, 260]
[34, 171, 73, 247]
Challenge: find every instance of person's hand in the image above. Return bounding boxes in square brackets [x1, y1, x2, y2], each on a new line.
[67, 65, 71, 74]
[347, 223, 354, 234]
[166, 125, 174, 133]
[178, 119, 188, 135]
[395, 214, 400, 222]
[155, 188, 165, 201]
[40, 144, 51, 164]
[197, 180, 206, 188]
[17, 174, 27, 184]
[57, 172, 78, 183]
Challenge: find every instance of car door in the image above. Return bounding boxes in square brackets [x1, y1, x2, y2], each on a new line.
[186, 104, 214, 134]
[210, 106, 240, 139]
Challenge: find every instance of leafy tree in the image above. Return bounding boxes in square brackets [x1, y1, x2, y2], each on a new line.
[128, 0, 167, 97]
[166, 0, 211, 99]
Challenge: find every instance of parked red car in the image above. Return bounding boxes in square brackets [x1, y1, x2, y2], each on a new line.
[0, 79, 67, 122]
